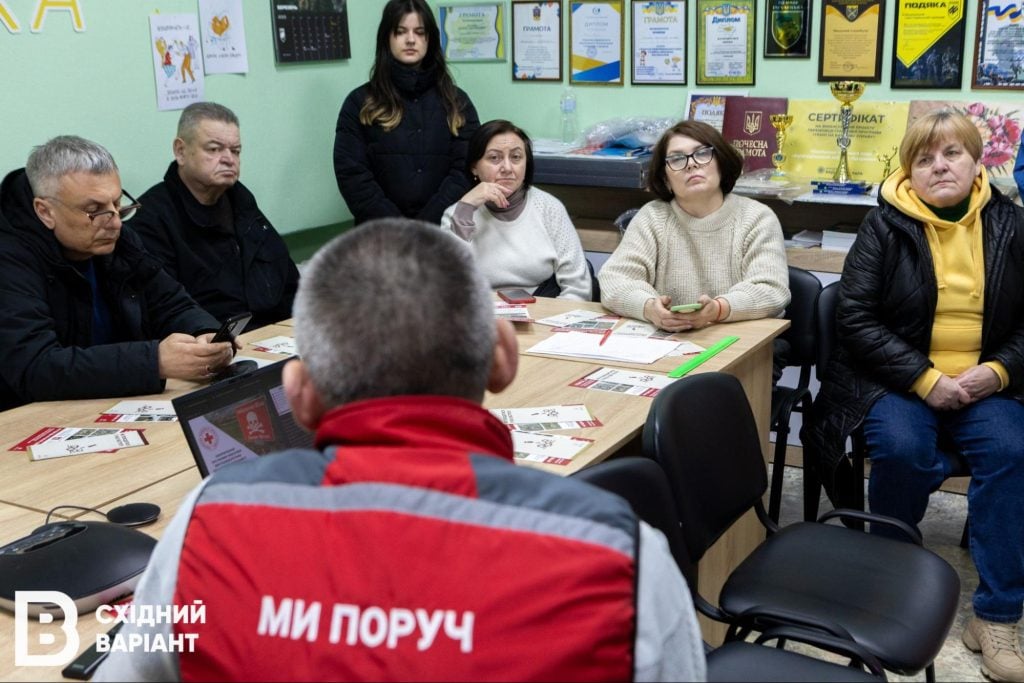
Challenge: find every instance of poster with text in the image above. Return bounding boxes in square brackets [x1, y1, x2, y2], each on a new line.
[892, 0, 964, 88]
[150, 14, 204, 111]
[440, 3, 505, 61]
[785, 99, 909, 182]
[199, 0, 249, 74]
[512, 1, 562, 80]
[818, 0, 884, 81]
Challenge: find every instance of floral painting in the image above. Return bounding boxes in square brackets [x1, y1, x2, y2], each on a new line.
[909, 100, 1023, 175]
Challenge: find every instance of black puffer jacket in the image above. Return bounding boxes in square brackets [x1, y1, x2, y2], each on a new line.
[0, 168, 219, 410]
[333, 61, 479, 225]
[804, 185, 1024, 504]
[129, 162, 299, 330]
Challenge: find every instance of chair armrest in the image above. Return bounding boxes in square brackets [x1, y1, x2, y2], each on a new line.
[732, 605, 855, 642]
[756, 625, 887, 677]
[818, 508, 923, 545]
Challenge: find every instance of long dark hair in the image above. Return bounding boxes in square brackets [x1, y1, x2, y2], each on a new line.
[360, 0, 466, 135]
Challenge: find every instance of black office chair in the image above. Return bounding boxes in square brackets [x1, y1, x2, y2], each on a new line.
[767, 266, 822, 523]
[574, 457, 887, 682]
[644, 372, 960, 682]
[531, 258, 601, 301]
[814, 281, 970, 545]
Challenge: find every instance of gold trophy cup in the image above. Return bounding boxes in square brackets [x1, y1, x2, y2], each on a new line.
[769, 114, 794, 181]
[829, 81, 865, 183]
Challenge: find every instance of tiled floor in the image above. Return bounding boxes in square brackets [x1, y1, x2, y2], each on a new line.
[774, 465, 986, 682]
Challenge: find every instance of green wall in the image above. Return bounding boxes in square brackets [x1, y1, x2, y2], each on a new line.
[0, 0, 998, 236]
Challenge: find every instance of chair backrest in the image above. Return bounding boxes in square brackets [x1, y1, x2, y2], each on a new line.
[586, 257, 601, 302]
[643, 373, 767, 564]
[573, 457, 697, 590]
[780, 267, 822, 382]
[815, 281, 841, 383]
[614, 208, 640, 237]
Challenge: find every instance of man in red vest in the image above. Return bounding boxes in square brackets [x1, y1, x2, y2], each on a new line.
[96, 218, 705, 681]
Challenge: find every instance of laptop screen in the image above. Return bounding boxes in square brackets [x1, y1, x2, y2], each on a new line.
[172, 360, 315, 477]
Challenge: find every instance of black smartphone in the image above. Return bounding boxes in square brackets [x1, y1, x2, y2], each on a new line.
[61, 622, 123, 680]
[210, 312, 252, 344]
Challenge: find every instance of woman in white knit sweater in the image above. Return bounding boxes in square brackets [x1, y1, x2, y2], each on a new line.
[599, 119, 790, 331]
[440, 120, 592, 300]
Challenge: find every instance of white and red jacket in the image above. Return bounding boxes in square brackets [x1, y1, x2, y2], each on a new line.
[96, 396, 704, 682]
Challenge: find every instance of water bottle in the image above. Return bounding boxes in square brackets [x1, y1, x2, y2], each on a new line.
[560, 88, 578, 144]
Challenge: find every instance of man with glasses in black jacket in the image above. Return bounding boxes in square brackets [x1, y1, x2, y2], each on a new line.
[0, 135, 233, 410]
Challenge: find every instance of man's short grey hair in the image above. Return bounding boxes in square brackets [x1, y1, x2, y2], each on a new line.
[177, 102, 240, 142]
[25, 136, 118, 198]
[294, 218, 497, 408]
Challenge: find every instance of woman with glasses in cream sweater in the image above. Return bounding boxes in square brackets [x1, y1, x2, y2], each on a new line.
[599, 119, 789, 333]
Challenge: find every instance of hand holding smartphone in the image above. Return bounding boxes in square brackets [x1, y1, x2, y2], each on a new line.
[670, 302, 704, 313]
[498, 288, 536, 304]
[210, 312, 252, 344]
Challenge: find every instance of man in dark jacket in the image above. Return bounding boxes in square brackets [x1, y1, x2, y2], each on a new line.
[130, 102, 299, 330]
[0, 136, 234, 411]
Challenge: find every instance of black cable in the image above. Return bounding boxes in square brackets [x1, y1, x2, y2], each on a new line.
[44, 504, 107, 526]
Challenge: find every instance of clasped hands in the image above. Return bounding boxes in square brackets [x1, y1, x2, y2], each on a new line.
[644, 294, 726, 332]
[925, 366, 1000, 411]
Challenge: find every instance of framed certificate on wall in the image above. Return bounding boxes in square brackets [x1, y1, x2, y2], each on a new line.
[971, 0, 1024, 90]
[439, 2, 505, 62]
[891, 0, 965, 89]
[512, 1, 562, 81]
[570, 0, 625, 85]
[818, 0, 884, 82]
[696, 0, 756, 86]
[631, 0, 687, 85]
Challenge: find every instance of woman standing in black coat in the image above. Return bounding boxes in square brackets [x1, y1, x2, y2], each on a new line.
[333, 0, 480, 225]
[807, 110, 1024, 682]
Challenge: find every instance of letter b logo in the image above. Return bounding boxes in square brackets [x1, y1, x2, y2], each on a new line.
[14, 591, 80, 667]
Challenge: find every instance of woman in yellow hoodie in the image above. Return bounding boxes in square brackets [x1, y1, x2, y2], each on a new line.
[807, 110, 1024, 682]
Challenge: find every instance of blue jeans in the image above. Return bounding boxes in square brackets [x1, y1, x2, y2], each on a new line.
[864, 392, 1024, 623]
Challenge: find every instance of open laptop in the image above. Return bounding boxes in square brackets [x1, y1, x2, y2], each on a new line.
[172, 359, 315, 477]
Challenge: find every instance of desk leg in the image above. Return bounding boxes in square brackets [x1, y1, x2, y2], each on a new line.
[696, 343, 773, 645]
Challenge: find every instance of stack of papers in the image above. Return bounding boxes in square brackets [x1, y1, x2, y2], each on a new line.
[490, 404, 601, 432]
[526, 331, 680, 364]
[536, 309, 605, 328]
[510, 430, 593, 466]
[250, 336, 297, 355]
[570, 367, 677, 397]
[787, 229, 823, 249]
[494, 302, 533, 323]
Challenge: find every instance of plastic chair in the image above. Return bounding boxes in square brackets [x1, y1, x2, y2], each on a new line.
[574, 457, 887, 682]
[644, 372, 960, 682]
[767, 267, 822, 522]
[814, 281, 970, 545]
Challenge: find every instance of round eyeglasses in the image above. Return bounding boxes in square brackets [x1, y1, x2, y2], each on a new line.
[665, 146, 715, 171]
[43, 190, 142, 226]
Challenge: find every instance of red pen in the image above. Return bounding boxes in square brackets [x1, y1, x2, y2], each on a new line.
[598, 328, 613, 346]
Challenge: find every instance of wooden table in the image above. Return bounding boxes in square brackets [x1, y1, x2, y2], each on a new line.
[0, 302, 786, 678]
[493, 298, 787, 643]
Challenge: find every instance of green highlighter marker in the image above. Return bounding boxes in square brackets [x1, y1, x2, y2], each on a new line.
[667, 335, 740, 378]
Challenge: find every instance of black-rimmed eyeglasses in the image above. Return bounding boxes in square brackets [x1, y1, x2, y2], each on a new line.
[665, 146, 715, 171]
[43, 189, 142, 226]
